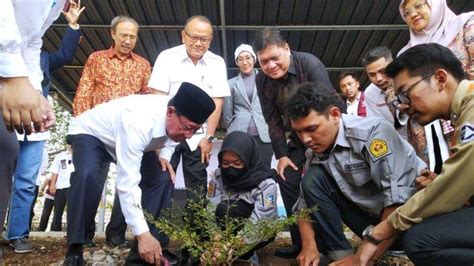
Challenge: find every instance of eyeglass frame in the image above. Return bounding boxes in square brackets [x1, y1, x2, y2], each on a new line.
[184, 30, 213, 45]
[391, 73, 433, 110]
[402, 1, 428, 18]
[176, 114, 204, 135]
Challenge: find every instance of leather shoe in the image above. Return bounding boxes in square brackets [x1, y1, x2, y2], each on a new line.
[274, 245, 301, 259]
[63, 255, 85, 266]
[105, 235, 128, 247]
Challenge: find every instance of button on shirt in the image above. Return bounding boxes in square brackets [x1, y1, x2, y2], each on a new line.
[147, 44, 230, 150]
[296, 115, 426, 215]
[49, 150, 73, 189]
[68, 94, 177, 235]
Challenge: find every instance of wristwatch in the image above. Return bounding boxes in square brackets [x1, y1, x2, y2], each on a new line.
[362, 225, 383, 245]
[207, 135, 217, 143]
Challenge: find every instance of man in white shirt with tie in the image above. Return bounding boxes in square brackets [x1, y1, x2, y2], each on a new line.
[64, 82, 215, 266]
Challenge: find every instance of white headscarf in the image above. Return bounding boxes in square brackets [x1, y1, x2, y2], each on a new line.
[398, 0, 474, 55]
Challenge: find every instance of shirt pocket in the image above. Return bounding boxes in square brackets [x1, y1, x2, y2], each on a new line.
[342, 160, 371, 186]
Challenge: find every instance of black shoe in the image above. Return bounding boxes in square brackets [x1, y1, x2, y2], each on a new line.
[106, 235, 128, 247]
[162, 250, 179, 265]
[83, 239, 96, 248]
[63, 255, 85, 266]
[274, 245, 301, 259]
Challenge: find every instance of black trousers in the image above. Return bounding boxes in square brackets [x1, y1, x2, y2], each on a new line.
[67, 134, 174, 245]
[170, 142, 208, 200]
[402, 207, 474, 266]
[105, 192, 127, 240]
[38, 197, 54, 231]
[251, 136, 274, 168]
[51, 188, 68, 231]
[277, 145, 305, 248]
[0, 119, 18, 230]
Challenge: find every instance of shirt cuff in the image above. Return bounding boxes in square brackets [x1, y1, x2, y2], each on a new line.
[387, 207, 423, 231]
[129, 216, 150, 236]
[68, 23, 80, 30]
[0, 52, 28, 77]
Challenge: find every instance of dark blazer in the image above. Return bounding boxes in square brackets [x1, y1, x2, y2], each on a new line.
[40, 26, 81, 96]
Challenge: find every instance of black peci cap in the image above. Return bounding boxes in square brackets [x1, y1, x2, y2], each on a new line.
[172, 82, 216, 124]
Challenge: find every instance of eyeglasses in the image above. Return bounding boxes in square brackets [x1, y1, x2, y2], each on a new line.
[184, 31, 212, 45]
[403, 2, 428, 18]
[236, 56, 254, 64]
[391, 73, 433, 110]
[177, 115, 203, 134]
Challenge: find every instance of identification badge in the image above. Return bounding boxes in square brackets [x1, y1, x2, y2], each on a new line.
[460, 123, 474, 144]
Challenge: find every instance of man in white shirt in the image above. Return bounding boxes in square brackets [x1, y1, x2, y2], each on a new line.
[362, 47, 408, 139]
[64, 82, 215, 265]
[147, 16, 230, 261]
[338, 71, 366, 117]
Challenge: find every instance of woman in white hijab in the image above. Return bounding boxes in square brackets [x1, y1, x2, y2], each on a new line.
[398, 0, 473, 174]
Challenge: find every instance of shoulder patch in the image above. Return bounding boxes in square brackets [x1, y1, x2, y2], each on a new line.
[467, 83, 474, 94]
[460, 123, 474, 144]
[207, 182, 216, 198]
[262, 192, 276, 208]
[368, 139, 389, 161]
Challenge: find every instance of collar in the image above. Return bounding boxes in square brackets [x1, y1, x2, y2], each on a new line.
[106, 46, 137, 60]
[313, 116, 350, 159]
[177, 44, 209, 65]
[346, 91, 361, 105]
[287, 52, 297, 76]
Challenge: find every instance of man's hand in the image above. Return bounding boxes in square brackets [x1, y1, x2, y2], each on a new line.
[49, 185, 57, 196]
[198, 138, 212, 164]
[1, 77, 44, 134]
[62, 0, 85, 27]
[415, 168, 437, 190]
[136, 231, 162, 265]
[277, 156, 298, 181]
[40, 95, 56, 131]
[354, 241, 378, 266]
[297, 241, 320, 266]
[159, 158, 176, 183]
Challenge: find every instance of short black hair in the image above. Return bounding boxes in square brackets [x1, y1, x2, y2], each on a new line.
[252, 27, 286, 53]
[338, 71, 359, 84]
[386, 43, 466, 82]
[287, 82, 346, 120]
[362, 46, 393, 66]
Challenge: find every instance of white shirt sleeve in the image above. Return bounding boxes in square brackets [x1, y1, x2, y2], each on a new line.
[209, 58, 230, 98]
[147, 52, 171, 93]
[114, 116, 151, 236]
[0, 0, 28, 77]
[49, 154, 62, 175]
[158, 138, 178, 162]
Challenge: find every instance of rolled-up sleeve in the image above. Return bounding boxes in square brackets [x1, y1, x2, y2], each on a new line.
[366, 121, 426, 207]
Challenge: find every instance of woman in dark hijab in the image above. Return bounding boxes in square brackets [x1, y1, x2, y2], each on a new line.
[207, 131, 278, 262]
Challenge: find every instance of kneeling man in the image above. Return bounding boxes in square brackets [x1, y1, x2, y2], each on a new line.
[65, 82, 215, 265]
[286, 82, 426, 265]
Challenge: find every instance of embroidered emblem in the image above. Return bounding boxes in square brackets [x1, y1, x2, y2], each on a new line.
[460, 123, 474, 144]
[369, 139, 388, 158]
[344, 162, 369, 171]
[207, 182, 216, 198]
[467, 84, 474, 94]
[264, 193, 276, 208]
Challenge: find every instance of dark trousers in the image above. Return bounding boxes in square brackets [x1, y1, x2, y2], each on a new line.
[277, 146, 305, 248]
[67, 134, 174, 245]
[402, 207, 474, 266]
[170, 142, 208, 200]
[251, 136, 274, 168]
[38, 197, 54, 231]
[105, 192, 127, 240]
[0, 119, 18, 230]
[51, 188, 68, 231]
[29, 185, 39, 230]
[301, 165, 380, 260]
